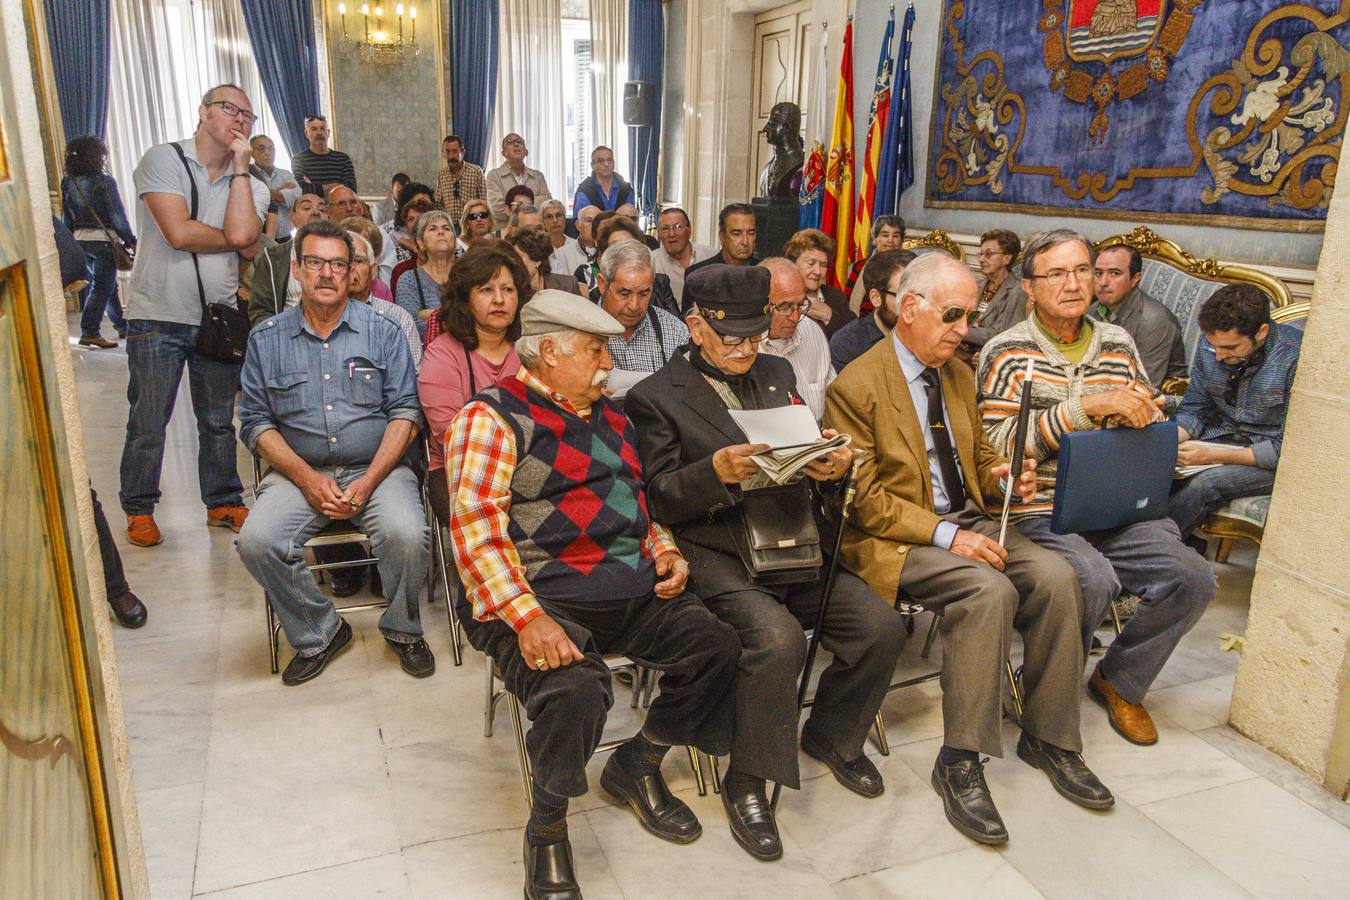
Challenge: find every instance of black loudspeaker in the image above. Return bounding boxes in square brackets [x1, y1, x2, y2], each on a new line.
[623, 81, 656, 127]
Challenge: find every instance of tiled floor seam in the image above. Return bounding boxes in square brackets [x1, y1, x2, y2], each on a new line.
[189, 850, 400, 897]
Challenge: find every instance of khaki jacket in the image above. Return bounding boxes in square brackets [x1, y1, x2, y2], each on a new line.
[822, 335, 1006, 604]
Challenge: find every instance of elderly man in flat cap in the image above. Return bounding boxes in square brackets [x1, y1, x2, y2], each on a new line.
[445, 290, 741, 900]
[625, 265, 905, 862]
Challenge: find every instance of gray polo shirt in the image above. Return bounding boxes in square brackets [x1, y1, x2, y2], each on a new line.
[126, 139, 269, 326]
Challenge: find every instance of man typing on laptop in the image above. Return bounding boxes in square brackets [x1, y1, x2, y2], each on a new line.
[977, 229, 1216, 748]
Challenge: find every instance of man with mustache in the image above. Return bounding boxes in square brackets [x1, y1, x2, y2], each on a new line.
[626, 265, 904, 862]
[237, 218, 434, 685]
[445, 290, 739, 900]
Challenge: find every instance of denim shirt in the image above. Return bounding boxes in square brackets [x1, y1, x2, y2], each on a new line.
[1175, 322, 1302, 470]
[240, 300, 423, 468]
[60, 174, 136, 245]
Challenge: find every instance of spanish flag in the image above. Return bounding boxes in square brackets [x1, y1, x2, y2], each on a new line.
[854, 8, 896, 262]
[820, 19, 856, 289]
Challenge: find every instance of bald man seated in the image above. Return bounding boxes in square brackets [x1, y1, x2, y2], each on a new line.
[822, 253, 1113, 847]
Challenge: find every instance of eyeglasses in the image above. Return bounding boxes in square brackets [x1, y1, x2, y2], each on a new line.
[771, 300, 811, 315]
[978, 249, 1009, 259]
[910, 292, 975, 323]
[466, 211, 490, 221]
[657, 223, 688, 233]
[208, 100, 257, 124]
[1028, 264, 1093, 286]
[300, 255, 350, 274]
[452, 182, 460, 200]
[715, 331, 768, 346]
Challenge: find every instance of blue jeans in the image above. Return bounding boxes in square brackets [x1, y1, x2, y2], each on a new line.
[1016, 515, 1216, 704]
[77, 241, 127, 338]
[237, 465, 429, 655]
[1168, 464, 1276, 539]
[118, 319, 245, 515]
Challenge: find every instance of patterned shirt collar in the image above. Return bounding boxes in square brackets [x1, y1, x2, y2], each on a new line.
[514, 366, 589, 418]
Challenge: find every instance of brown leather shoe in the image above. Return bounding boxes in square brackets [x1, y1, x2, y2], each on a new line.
[207, 505, 249, 532]
[1089, 664, 1158, 746]
[78, 336, 118, 349]
[126, 514, 162, 547]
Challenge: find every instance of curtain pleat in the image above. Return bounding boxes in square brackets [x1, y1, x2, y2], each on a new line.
[626, 0, 662, 214]
[238, 0, 322, 157]
[589, 0, 629, 181]
[43, 0, 111, 139]
[452, 0, 501, 167]
[491, 0, 566, 196]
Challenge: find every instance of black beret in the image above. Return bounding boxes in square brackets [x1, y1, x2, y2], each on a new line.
[684, 264, 772, 336]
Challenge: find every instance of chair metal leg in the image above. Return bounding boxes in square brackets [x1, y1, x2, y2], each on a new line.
[687, 746, 707, 796]
[1109, 598, 1123, 636]
[872, 711, 890, 756]
[428, 517, 465, 666]
[265, 593, 280, 674]
[921, 613, 940, 659]
[485, 657, 499, 737]
[642, 668, 657, 708]
[629, 666, 644, 708]
[1005, 659, 1024, 720]
[509, 693, 533, 807]
[1215, 537, 1233, 564]
[710, 754, 722, 794]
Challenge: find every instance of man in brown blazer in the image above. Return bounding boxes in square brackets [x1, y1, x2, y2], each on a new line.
[822, 252, 1113, 847]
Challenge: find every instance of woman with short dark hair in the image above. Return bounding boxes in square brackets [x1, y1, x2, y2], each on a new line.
[61, 135, 136, 348]
[418, 246, 531, 523]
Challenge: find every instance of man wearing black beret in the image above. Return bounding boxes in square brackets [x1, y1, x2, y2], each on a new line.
[625, 264, 905, 861]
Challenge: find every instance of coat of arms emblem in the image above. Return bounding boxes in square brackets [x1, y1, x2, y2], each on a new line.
[1067, 0, 1167, 63]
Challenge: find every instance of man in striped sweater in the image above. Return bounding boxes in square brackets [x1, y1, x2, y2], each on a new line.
[977, 229, 1216, 748]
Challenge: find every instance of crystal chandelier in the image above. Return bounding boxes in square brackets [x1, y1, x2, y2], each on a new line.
[336, 3, 419, 66]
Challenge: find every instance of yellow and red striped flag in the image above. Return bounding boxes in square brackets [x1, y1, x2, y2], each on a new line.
[854, 8, 896, 262]
[820, 19, 856, 289]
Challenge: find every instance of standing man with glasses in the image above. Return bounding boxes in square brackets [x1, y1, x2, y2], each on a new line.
[486, 133, 552, 229]
[651, 207, 715, 310]
[291, 114, 357, 197]
[119, 83, 270, 547]
[977, 228, 1216, 749]
[627, 265, 904, 863]
[238, 218, 432, 685]
[248, 135, 301, 240]
[434, 134, 486, 225]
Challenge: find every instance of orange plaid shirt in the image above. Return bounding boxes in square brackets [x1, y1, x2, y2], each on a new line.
[445, 367, 680, 632]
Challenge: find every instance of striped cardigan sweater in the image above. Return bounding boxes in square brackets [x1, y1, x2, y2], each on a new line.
[976, 316, 1155, 519]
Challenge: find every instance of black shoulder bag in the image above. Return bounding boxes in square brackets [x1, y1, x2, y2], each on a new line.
[69, 176, 135, 271]
[170, 142, 251, 364]
[735, 482, 823, 585]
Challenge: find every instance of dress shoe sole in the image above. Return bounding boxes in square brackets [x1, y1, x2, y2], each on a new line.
[800, 732, 884, 799]
[282, 625, 353, 686]
[1088, 678, 1158, 746]
[126, 532, 162, 547]
[206, 517, 245, 533]
[929, 770, 1008, 846]
[600, 767, 701, 844]
[1016, 743, 1115, 810]
[720, 792, 783, 861]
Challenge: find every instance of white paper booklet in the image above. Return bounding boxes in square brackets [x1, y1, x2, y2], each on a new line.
[728, 405, 851, 485]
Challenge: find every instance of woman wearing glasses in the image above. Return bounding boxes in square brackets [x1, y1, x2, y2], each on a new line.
[960, 228, 1028, 364]
[458, 199, 495, 253]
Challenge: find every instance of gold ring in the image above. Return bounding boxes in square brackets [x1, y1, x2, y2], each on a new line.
[535, 658, 547, 669]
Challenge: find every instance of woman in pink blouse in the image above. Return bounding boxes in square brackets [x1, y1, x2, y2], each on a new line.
[418, 244, 533, 524]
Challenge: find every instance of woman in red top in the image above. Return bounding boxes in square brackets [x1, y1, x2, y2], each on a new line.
[418, 245, 532, 524]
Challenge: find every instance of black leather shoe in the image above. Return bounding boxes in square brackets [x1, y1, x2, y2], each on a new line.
[801, 727, 884, 798]
[281, 620, 352, 685]
[600, 753, 701, 843]
[930, 757, 1008, 846]
[1017, 733, 1114, 810]
[721, 783, 782, 861]
[385, 637, 435, 678]
[329, 569, 364, 598]
[523, 831, 580, 900]
[108, 591, 148, 629]
[368, 566, 383, 598]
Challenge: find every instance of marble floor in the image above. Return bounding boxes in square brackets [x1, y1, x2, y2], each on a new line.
[69, 330, 1350, 899]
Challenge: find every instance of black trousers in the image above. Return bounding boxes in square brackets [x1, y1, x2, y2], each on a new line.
[460, 592, 741, 799]
[90, 487, 129, 599]
[702, 569, 905, 789]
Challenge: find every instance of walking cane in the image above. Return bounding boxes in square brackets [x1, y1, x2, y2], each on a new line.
[997, 359, 1036, 546]
[771, 450, 866, 810]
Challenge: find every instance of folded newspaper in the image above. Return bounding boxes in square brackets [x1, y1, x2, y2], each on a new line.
[1174, 440, 1234, 479]
[728, 405, 851, 485]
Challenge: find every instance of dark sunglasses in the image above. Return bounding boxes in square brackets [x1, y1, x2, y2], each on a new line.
[466, 211, 490, 221]
[910, 292, 974, 323]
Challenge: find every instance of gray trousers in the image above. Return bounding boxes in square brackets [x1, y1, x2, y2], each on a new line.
[1016, 515, 1216, 704]
[702, 569, 905, 790]
[898, 503, 1085, 758]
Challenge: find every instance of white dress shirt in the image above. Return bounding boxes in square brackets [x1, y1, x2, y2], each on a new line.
[760, 317, 835, 422]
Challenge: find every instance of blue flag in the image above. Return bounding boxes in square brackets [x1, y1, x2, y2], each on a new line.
[875, 3, 915, 217]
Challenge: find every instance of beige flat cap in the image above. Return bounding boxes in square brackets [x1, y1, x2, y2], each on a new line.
[520, 289, 624, 337]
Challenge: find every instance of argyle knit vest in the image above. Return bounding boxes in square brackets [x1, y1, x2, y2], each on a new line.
[477, 378, 656, 603]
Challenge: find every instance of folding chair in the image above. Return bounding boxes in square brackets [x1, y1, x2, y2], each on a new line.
[420, 439, 464, 665]
[483, 654, 709, 804]
[251, 456, 434, 675]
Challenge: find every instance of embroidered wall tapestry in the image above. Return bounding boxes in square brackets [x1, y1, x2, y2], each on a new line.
[926, 0, 1350, 231]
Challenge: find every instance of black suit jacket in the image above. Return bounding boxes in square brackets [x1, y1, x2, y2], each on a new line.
[626, 351, 824, 599]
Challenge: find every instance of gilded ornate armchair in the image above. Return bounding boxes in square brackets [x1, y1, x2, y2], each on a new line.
[902, 228, 965, 263]
[1094, 226, 1308, 561]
